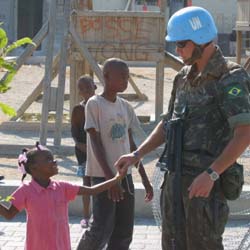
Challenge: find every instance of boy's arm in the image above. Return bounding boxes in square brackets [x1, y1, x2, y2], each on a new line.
[87, 128, 124, 202]
[136, 162, 153, 202]
[88, 128, 115, 179]
[128, 129, 153, 202]
[0, 204, 19, 220]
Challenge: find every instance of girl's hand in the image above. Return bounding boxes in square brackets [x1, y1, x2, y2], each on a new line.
[116, 168, 127, 180]
[108, 181, 124, 202]
[114, 153, 137, 176]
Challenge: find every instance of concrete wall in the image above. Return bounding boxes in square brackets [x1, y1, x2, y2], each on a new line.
[93, 0, 127, 10]
[193, 0, 237, 34]
[0, 0, 16, 43]
[0, 0, 240, 56]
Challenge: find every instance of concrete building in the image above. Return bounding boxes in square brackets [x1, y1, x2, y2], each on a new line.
[0, 0, 240, 56]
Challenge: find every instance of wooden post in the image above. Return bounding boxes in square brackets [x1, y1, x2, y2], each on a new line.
[12, 53, 60, 121]
[169, 0, 185, 16]
[128, 75, 148, 100]
[155, 60, 165, 121]
[71, 60, 86, 112]
[70, 60, 77, 116]
[125, 0, 133, 11]
[15, 21, 48, 69]
[164, 51, 184, 71]
[155, 2, 167, 121]
[160, 0, 167, 13]
[54, 0, 72, 146]
[167, 0, 186, 53]
[70, 0, 92, 115]
[236, 30, 242, 65]
[72, 0, 93, 10]
[40, 0, 57, 145]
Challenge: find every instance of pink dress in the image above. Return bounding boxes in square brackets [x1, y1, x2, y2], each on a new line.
[11, 179, 80, 250]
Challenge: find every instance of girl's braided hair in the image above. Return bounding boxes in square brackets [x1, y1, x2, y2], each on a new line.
[18, 142, 49, 182]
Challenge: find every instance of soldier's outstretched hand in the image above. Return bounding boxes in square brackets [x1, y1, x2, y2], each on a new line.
[114, 153, 138, 176]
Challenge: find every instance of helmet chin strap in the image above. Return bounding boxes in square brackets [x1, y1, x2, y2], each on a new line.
[183, 42, 212, 65]
[183, 45, 203, 65]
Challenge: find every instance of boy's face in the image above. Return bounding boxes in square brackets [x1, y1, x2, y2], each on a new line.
[78, 81, 96, 101]
[105, 66, 129, 93]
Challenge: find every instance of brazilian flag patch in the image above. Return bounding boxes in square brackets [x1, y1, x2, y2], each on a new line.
[227, 86, 242, 97]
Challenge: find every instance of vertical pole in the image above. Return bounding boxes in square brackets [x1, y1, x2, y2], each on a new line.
[54, 0, 72, 146]
[40, 0, 57, 145]
[236, 30, 242, 65]
[160, 0, 167, 13]
[155, 60, 165, 122]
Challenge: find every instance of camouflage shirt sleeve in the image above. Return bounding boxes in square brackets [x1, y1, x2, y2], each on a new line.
[219, 67, 250, 129]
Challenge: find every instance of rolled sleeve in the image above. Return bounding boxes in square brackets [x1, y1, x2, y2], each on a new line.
[220, 70, 250, 129]
[228, 113, 250, 128]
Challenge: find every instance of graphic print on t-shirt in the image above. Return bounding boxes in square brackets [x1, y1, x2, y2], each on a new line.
[109, 113, 126, 142]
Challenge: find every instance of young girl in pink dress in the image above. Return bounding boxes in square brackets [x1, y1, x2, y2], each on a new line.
[0, 142, 123, 250]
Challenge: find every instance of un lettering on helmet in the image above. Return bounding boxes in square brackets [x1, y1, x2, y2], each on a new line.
[165, 6, 218, 45]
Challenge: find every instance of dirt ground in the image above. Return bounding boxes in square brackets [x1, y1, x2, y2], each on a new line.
[0, 64, 250, 184]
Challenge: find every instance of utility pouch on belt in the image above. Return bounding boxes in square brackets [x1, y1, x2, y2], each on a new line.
[220, 162, 244, 200]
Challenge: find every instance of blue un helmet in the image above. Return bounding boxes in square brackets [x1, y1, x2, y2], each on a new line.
[165, 6, 217, 45]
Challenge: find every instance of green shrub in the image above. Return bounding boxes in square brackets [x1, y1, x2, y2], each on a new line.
[0, 24, 34, 116]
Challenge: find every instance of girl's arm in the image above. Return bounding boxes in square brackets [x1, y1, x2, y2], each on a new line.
[0, 204, 19, 220]
[77, 174, 122, 196]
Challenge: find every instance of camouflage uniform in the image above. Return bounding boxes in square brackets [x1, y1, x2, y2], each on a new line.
[161, 47, 250, 250]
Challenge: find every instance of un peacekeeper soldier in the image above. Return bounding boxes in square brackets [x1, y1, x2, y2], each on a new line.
[114, 6, 250, 250]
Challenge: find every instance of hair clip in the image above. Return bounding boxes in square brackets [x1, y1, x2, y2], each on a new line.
[18, 152, 27, 175]
[36, 141, 46, 151]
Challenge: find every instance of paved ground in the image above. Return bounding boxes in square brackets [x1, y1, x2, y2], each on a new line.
[0, 214, 250, 250]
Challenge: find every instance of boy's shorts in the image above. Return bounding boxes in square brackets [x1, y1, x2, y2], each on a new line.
[77, 162, 86, 177]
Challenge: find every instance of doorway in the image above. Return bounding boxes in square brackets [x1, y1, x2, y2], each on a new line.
[17, 0, 43, 44]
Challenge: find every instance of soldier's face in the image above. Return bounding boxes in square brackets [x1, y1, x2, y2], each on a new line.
[176, 40, 195, 64]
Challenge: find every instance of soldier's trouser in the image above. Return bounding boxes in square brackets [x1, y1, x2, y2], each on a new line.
[161, 173, 229, 250]
[76, 175, 134, 250]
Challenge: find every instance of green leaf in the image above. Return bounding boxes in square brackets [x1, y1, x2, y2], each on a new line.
[0, 102, 16, 116]
[5, 37, 35, 55]
[0, 58, 15, 71]
[0, 69, 16, 93]
[0, 28, 8, 49]
[0, 25, 32, 117]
